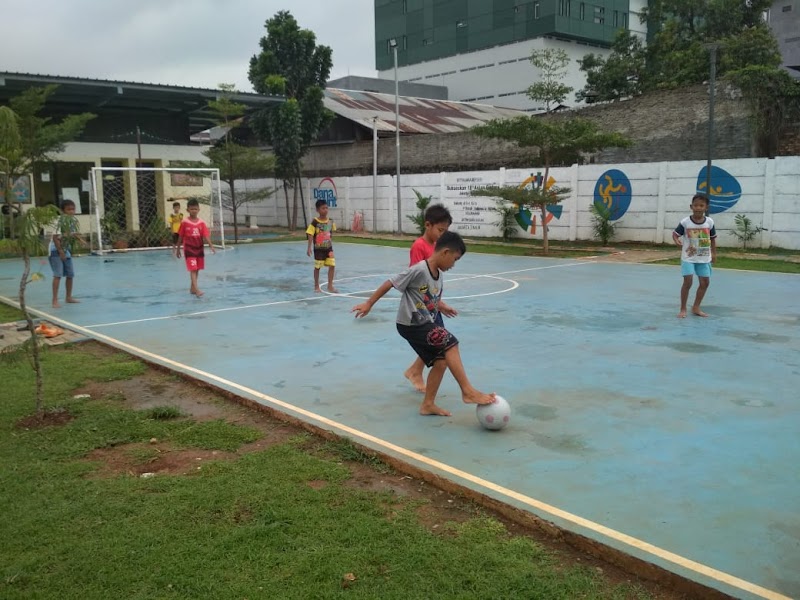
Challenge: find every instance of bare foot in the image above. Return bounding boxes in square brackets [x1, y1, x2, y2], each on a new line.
[462, 389, 496, 405]
[404, 368, 426, 393]
[328, 286, 339, 294]
[195, 289, 204, 297]
[52, 301, 61, 309]
[66, 297, 80, 304]
[692, 308, 708, 317]
[420, 404, 452, 416]
[314, 287, 322, 293]
[677, 310, 687, 318]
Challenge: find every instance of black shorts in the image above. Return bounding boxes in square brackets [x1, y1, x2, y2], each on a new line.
[396, 322, 458, 367]
[172, 232, 180, 243]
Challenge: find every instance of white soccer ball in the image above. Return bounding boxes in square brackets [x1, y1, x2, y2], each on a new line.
[476, 395, 511, 431]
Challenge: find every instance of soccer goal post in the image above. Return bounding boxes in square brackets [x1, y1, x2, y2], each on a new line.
[89, 166, 224, 255]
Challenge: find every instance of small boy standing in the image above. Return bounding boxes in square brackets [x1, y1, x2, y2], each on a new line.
[49, 199, 83, 308]
[168, 201, 183, 256]
[176, 198, 215, 297]
[352, 231, 495, 417]
[673, 193, 717, 318]
[306, 200, 339, 293]
[405, 204, 457, 393]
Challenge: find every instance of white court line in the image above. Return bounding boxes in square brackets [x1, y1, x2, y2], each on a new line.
[82, 259, 595, 329]
[0, 294, 790, 600]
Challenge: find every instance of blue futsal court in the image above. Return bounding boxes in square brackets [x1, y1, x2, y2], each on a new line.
[1, 241, 798, 600]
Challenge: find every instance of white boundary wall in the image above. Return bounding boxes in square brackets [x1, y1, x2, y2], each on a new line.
[226, 156, 800, 250]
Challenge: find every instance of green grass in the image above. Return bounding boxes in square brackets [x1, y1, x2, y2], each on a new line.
[1, 345, 654, 599]
[653, 257, 800, 274]
[145, 405, 184, 420]
[0, 302, 24, 323]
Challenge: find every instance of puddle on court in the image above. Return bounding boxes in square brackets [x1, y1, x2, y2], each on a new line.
[719, 330, 792, 344]
[529, 433, 589, 454]
[663, 342, 724, 354]
[516, 404, 558, 421]
[732, 398, 775, 408]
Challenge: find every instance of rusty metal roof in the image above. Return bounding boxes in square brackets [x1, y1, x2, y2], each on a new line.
[324, 88, 526, 135]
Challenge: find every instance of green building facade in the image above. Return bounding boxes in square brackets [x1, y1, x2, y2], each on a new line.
[375, 0, 632, 70]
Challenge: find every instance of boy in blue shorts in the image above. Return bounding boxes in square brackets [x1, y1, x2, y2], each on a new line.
[49, 199, 84, 308]
[672, 193, 717, 318]
[352, 231, 495, 417]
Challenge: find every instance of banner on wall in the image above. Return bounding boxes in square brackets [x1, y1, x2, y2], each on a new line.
[444, 173, 498, 235]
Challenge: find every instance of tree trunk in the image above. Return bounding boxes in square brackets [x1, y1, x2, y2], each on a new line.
[297, 173, 308, 230]
[283, 180, 291, 231]
[291, 183, 298, 231]
[19, 251, 44, 414]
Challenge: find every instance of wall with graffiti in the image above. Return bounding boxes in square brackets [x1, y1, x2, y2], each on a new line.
[226, 156, 799, 250]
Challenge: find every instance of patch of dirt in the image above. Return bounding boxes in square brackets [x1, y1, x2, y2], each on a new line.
[85, 443, 236, 478]
[15, 407, 75, 430]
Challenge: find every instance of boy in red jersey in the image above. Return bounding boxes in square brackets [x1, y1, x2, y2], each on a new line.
[176, 198, 215, 296]
[405, 204, 456, 392]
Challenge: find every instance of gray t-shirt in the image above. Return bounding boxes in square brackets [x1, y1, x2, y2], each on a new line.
[391, 260, 443, 326]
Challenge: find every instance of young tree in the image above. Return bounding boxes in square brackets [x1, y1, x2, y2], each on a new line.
[248, 11, 333, 231]
[203, 84, 275, 243]
[527, 48, 573, 111]
[472, 117, 630, 254]
[0, 85, 94, 237]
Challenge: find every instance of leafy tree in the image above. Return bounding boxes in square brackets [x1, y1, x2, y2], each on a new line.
[527, 48, 573, 111]
[642, 0, 778, 88]
[203, 84, 275, 243]
[728, 66, 800, 157]
[577, 30, 646, 103]
[248, 11, 333, 230]
[590, 202, 620, 246]
[0, 85, 94, 237]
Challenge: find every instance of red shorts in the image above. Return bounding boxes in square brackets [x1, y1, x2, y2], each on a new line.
[185, 256, 204, 271]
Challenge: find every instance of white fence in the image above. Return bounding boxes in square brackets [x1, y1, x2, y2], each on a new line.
[225, 156, 800, 250]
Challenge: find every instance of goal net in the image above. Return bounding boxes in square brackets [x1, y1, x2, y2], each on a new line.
[88, 166, 224, 254]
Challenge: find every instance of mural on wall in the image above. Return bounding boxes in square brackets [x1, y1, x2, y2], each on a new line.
[0, 175, 32, 204]
[593, 169, 632, 220]
[313, 177, 338, 207]
[696, 166, 742, 214]
[515, 172, 563, 234]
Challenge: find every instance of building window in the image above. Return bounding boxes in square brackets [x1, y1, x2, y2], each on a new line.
[558, 0, 565, 16]
[782, 4, 792, 11]
[534, 1, 540, 19]
[403, 35, 407, 49]
[622, 12, 628, 27]
[579, 3, 585, 19]
[566, 1, 571, 16]
[402, 0, 407, 13]
[594, 5, 604, 24]
[613, 10, 618, 26]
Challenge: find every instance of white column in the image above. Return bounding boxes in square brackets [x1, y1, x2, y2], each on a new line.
[762, 158, 776, 249]
[569, 163, 579, 242]
[656, 162, 668, 244]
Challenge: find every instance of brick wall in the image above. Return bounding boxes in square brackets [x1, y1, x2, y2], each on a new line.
[301, 84, 759, 177]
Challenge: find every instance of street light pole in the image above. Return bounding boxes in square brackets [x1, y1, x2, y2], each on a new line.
[705, 43, 719, 198]
[391, 38, 402, 234]
[372, 115, 378, 233]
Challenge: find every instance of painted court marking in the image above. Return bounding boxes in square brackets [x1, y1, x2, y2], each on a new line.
[0, 295, 791, 600]
[83, 259, 592, 329]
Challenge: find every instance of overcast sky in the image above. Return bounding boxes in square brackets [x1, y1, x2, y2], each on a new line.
[0, 0, 376, 91]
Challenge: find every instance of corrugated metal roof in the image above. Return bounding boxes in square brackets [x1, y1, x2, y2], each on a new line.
[324, 88, 526, 134]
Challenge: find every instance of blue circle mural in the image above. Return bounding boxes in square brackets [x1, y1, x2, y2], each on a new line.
[696, 166, 742, 214]
[593, 169, 632, 221]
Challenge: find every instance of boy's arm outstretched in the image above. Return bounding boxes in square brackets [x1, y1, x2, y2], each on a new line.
[352, 280, 394, 318]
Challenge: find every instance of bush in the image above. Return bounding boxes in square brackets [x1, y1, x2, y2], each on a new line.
[406, 189, 433, 235]
[590, 202, 619, 246]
